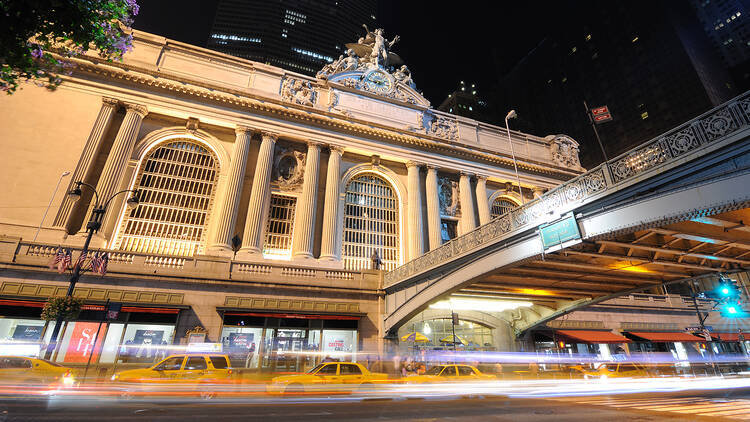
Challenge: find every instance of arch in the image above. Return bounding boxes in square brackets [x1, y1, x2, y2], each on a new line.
[133, 127, 230, 169]
[111, 136, 221, 256]
[488, 190, 522, 209]
[339, 164, 407, 271]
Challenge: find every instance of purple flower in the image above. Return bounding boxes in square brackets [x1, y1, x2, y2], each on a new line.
[31, 48, 43, 59]
[126, 0, 139, 16]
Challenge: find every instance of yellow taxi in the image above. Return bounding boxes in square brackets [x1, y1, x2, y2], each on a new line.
[583, 362, 650, 379]
[0, 356, 77, 387]
[404, 364, 495, 383]
[268, 362, 388, 393]
[111, 353, 233, 384]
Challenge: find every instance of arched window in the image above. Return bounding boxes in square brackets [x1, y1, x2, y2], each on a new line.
[114, 140, 219, 256]
[342, 173, 400, 271]
[491, 198, 517, 219]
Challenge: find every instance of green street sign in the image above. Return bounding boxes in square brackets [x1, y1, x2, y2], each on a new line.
[539, 214, 581, 250]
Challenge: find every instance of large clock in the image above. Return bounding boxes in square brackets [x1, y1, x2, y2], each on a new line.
[362, 69, 393, 94]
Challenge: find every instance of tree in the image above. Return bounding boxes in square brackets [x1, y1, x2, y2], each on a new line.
[0, 0, 139, 94]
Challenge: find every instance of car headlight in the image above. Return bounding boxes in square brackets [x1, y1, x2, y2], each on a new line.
[111, 374, 119, 381]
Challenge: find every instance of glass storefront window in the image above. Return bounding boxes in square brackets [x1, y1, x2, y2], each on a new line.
[118, 324, 175, 364]
[322, 329, 357, 361]
[55, 321, 107, 363]
[0, 318, 47, 357]
[220, 327, 263, 368]
[398, 318, 494, 351]
[99, 323, 124, 364]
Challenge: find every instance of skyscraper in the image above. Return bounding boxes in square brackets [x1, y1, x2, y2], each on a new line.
[207, 0, 377, 75]
[498, 1, 736, 169]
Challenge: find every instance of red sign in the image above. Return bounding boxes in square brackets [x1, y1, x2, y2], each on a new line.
[63, 322, 105, 363]
[591, 105, 613, 124]
[591, 106, 609, 115]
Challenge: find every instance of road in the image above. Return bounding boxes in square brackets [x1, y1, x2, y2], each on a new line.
[4, 388, 750, 421]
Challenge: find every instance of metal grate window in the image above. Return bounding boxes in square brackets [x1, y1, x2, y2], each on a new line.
[342, 173, 400, 272]
[263, 194, 296, 259]
[115, 140, 219, 256]
[491, 198, 517, 219]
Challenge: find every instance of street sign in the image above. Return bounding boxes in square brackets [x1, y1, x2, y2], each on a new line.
[591, 105, 613, 124]
[539, 214, 581, 251]
[106, 302, 121, 320]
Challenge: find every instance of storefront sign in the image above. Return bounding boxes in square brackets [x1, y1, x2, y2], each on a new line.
[64, 322, 106, 363]
[12, 325, 43, 341]
[539, 214, 581, 252]
[684, 326, 713, 332]
[186, 342, 222, 353]
[188, 332, 207, 344]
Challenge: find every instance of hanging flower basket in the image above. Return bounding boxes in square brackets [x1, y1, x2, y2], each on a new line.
[41, 296, 84, 321]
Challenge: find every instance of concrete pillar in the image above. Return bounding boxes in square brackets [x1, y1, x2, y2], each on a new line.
[208, 125, 252, 253]
[425, 165, 442, 250]
[96, 102, 147, 237]
[406, 161, 424, 260]
[476, 175, 491, 225]
[54, 97, 119, 232]
[291, 141, 321, 259]
[459, 172, 476, 234]
[238, 131, 277, 256]
[320, 146, 344, 261]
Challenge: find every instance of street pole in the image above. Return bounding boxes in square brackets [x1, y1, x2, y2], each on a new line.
[43, 182, 138, 361]
[33, 171, 70, 242]
[583, 101, 609, 163]
[504, 110, 524, 204]
[689, 282, 717, 375]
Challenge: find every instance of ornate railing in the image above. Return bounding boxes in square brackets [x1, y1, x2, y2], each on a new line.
[385, 90, 750, 287]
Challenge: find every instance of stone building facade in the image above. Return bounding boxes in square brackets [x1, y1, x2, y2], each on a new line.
[0, 30, 583, 370]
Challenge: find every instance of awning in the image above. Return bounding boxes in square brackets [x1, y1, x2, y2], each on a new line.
[711, 333, 745, 341]
[557, 330, 631, 344]
[224, 311, 360, 320]
[627, 331, 705, 342]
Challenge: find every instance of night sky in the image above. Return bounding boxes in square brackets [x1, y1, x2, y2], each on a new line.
[131, 0, 566, 107]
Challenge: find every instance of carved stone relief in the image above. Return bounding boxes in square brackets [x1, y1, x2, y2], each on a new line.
[438, 177, 460, 217]
[408, 111, 458, 141]
[272, 144, 306, 191]
[281, 77, 316, 106]
[547, 135, 582, 169]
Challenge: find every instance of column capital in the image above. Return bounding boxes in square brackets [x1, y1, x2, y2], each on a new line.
[306, 140, 323, 149]
[459, 170, 475, 178]
[102, 97, 119, 107]
[476, 174, 489, 181]
[426, 164, 439, 171]
[329, 145, 345, 155]
[235, 125, 253, 135]
[123, 102, 148, 117]
[260, 131, 278, 143]
[405, 160, 424, 169]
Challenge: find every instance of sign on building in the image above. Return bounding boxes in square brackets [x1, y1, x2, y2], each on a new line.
[539, 214, 582, 252]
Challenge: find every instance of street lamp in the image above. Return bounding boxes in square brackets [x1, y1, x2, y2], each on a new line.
[33, 171, 70, 242]
[504, 110, 525, 204]
[44, 181, 139, 359]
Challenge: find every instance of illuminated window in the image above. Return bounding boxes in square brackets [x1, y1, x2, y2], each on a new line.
[115, 140, 218, 256]
[641, 111, 649, 119]
[263, 194, 296, 259]
[342, 174, 400, 271]
[491, 198, 517, 218]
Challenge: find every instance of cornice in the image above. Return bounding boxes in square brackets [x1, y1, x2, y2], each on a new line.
[65, 56, 581, 180]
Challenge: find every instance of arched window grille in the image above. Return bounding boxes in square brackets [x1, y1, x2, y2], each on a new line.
[342, 173, 400, 271]
[114, 140, 219, 256]
[491, 198, 517, 219]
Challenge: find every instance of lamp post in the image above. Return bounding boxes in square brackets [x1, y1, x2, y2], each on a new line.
[504, 110, 524, 204]
[44, 181, 139, 360]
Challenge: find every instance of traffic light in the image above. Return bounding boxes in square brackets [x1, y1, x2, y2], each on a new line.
[716, 278, 742, 300]
[721, 300, 746, 317]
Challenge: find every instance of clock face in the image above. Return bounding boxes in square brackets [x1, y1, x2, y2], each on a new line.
[363, 70, 393, 94]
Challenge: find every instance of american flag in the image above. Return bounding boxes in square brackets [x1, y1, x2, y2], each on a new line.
[99, 252, 109, 276]
[90, 252, 102, 274]
[58, 249, 72, 273]
[48, 247, 64, 270]
[74, 251, 87, 271]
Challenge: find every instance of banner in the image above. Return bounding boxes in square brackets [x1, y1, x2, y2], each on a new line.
[63, 322, 106, 363]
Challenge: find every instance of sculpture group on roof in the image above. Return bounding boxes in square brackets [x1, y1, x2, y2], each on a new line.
[316, 25, 415, 89]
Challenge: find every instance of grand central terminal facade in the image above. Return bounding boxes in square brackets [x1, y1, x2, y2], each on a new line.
[0, 29, 586, 370]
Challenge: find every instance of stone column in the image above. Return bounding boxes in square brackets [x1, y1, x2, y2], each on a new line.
[476, 175, 491, 225]
[96, 102, 147, 235]
[208, 125, 252, 253]
[459, 172, 477, 234]
[238, 131, 277, 256]
[406, 161, 424, 260]
[425, 165, 442, 251]
[54, 97, 119, 231]
[291, 141, 321, 259]
[320, 146, 344, 261]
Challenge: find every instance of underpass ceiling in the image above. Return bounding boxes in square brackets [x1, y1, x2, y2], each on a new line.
[458, 207, 750, 302]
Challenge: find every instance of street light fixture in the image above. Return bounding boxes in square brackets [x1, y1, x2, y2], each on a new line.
[504, 110, 525, 204]
[33, 171, 71, 242]
[44, 181, 139, 359]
